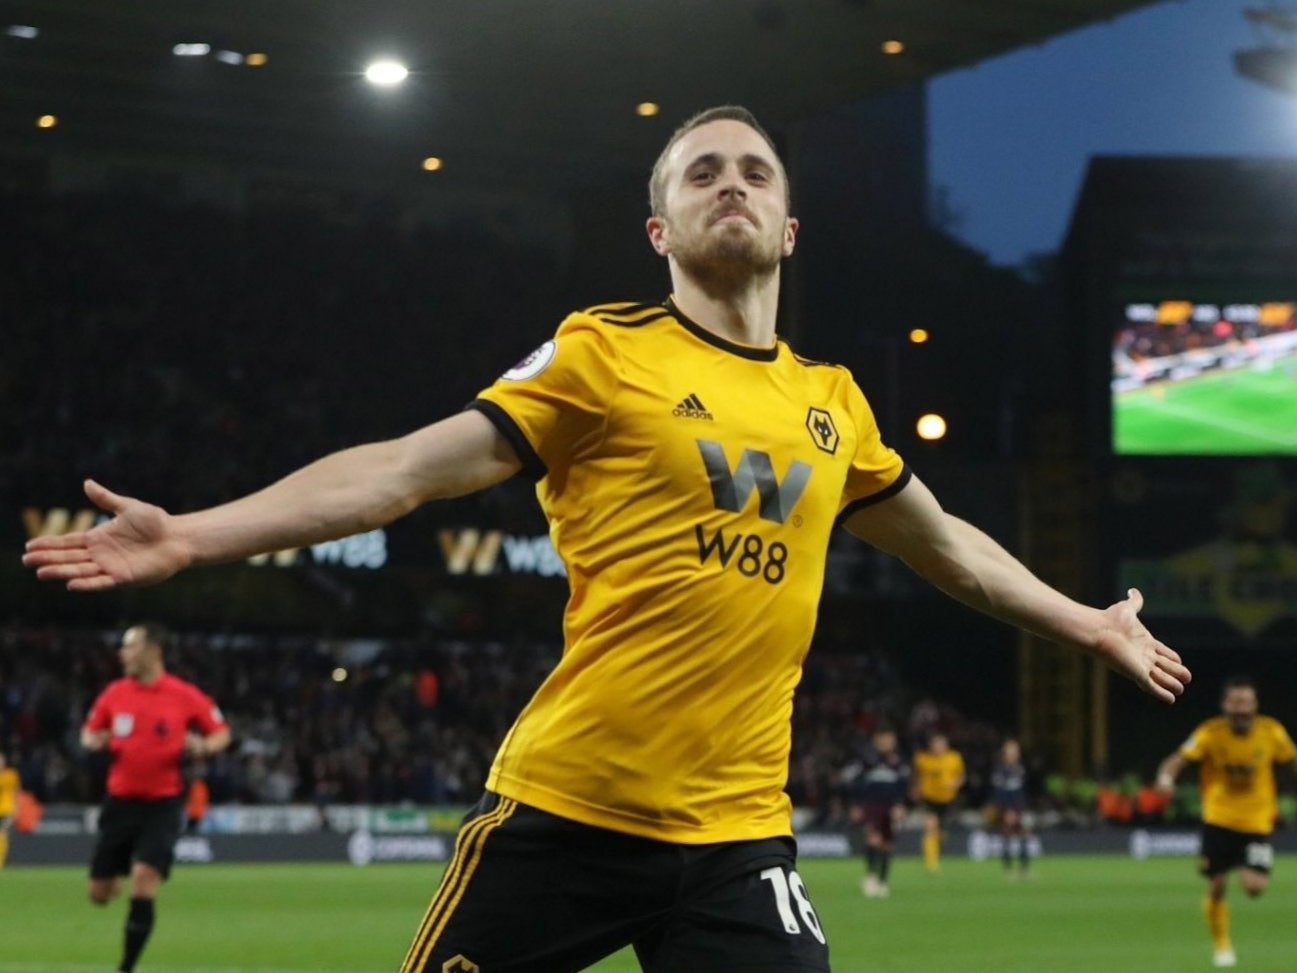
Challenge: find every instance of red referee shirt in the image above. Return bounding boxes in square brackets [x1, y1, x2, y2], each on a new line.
[83, 674, 227, 800]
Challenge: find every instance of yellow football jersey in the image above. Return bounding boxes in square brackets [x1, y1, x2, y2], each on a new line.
[473, 300, 907, 843]
[914, 750, 965, 804]
[0, 767, 18, 817]
[1180, 715, 1297, 834]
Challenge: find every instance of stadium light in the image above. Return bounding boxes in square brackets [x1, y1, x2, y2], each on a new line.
[173, 43, 211, 57]
[364, 59, 409, 86]
[6, 25, 39, 38]
[916, 413, 947, 441]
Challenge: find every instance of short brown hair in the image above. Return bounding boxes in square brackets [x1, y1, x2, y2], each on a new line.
[648, 105, 789, 216]
[133, 621, 172, 657]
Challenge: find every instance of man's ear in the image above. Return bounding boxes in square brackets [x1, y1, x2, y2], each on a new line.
[646, 215, 670, 256]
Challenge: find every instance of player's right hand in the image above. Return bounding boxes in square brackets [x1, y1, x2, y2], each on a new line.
[22, 479, 190, 590]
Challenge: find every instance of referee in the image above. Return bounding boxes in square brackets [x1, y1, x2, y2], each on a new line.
[80, 623, 230, 973]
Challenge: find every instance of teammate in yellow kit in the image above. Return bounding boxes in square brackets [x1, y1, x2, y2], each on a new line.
[1156, 676, 1297, 968]
[0, 750, 20, 869]
[913, 733, 965, 872]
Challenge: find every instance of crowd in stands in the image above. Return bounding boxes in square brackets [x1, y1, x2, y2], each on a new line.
[2, 188, 566, 514]
[1114, 305, 1297, 365]
[3, 626, 1027, 822]
[0, 627, 550, 808]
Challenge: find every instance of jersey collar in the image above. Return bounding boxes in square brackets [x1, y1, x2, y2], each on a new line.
[665, 296, 780, 362]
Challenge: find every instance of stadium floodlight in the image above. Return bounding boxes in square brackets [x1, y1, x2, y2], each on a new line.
[364, 59, 409, 86]
[214, 50, 244, 65]
[6, 25, 40, 38]
[173, 43, 211, 57]
[916, 413, 948, 441]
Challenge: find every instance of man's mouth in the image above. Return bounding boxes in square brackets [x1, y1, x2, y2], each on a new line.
[710, 208, 755, 226]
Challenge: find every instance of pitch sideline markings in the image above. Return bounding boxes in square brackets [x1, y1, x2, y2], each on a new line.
[1119, 393, 1297, 448]
[1143, 399, 1297, 447]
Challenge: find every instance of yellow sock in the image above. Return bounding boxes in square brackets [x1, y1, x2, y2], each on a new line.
[1203, 896, 1230, 950]
[0, 830, 9, 869]
[923, 830, 940, 871]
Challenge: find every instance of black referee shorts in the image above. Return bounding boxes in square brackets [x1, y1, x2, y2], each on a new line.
[399, 792, 832, 973]
[90, 795, 184, 880]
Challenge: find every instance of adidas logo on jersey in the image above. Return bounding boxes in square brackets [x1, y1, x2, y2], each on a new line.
[672, 393, 714, 420]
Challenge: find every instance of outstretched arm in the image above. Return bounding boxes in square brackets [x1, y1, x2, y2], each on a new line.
[24, 410, 521, 591]
[843, 474, 1190, 703]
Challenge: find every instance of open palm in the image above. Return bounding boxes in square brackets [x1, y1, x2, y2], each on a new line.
[22, 479, 189, 590]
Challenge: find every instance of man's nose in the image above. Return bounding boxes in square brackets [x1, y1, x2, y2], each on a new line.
[717, 168, 746, 197]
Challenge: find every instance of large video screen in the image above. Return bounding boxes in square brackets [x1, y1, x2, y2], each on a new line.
[1112, 300, 1297, 455]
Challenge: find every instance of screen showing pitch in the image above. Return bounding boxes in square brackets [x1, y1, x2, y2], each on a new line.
[1112, 300, 1297, 455]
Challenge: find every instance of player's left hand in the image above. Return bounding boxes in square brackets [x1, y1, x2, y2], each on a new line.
[1092, 588, 1190, 704]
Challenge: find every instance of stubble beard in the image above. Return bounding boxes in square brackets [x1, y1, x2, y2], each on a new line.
[672, 227, 782, 297]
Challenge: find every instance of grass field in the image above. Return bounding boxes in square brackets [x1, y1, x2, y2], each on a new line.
[2, 855, 1295, 972]
[1114, 354, 1297, 455]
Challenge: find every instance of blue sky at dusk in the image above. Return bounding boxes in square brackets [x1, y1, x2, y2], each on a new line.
[928, 0, 1297, 266]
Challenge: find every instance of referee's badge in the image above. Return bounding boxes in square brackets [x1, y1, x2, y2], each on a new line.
[113, 713, 135, 737]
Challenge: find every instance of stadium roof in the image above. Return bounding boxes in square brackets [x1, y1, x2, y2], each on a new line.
[1, 0, 1160, 193]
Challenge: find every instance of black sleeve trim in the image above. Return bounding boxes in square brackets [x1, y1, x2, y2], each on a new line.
[465, 399, 547, 481]
[834, 466, 914, 529]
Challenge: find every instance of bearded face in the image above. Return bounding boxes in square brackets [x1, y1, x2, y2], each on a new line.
[648, 119, 796, 294]
[668, 198, 786, 289]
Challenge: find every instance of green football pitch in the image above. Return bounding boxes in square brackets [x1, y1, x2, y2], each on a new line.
[2, 855, 1294, 972]
[1114, 355, 1297, 455]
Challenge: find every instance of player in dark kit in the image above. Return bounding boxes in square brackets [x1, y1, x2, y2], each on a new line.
[988, 738, 1032, 877]
[81, 623, 230, 973]
[844, 725, 910, 897]
[26, 106, 1190, 972]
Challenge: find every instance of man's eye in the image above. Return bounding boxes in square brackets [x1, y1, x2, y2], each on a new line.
[747, 171, 769, 183]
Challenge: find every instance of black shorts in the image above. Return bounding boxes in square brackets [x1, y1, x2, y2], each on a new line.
[922, 799, 953, 821]
[399, 792, 832, 973]
[991, 790, 1026, 813]
[1199, 823, 1274, 878]
[90, 796, 184, 881]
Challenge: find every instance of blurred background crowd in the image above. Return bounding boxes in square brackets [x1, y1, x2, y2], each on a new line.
[4, 624, 1248, 829]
